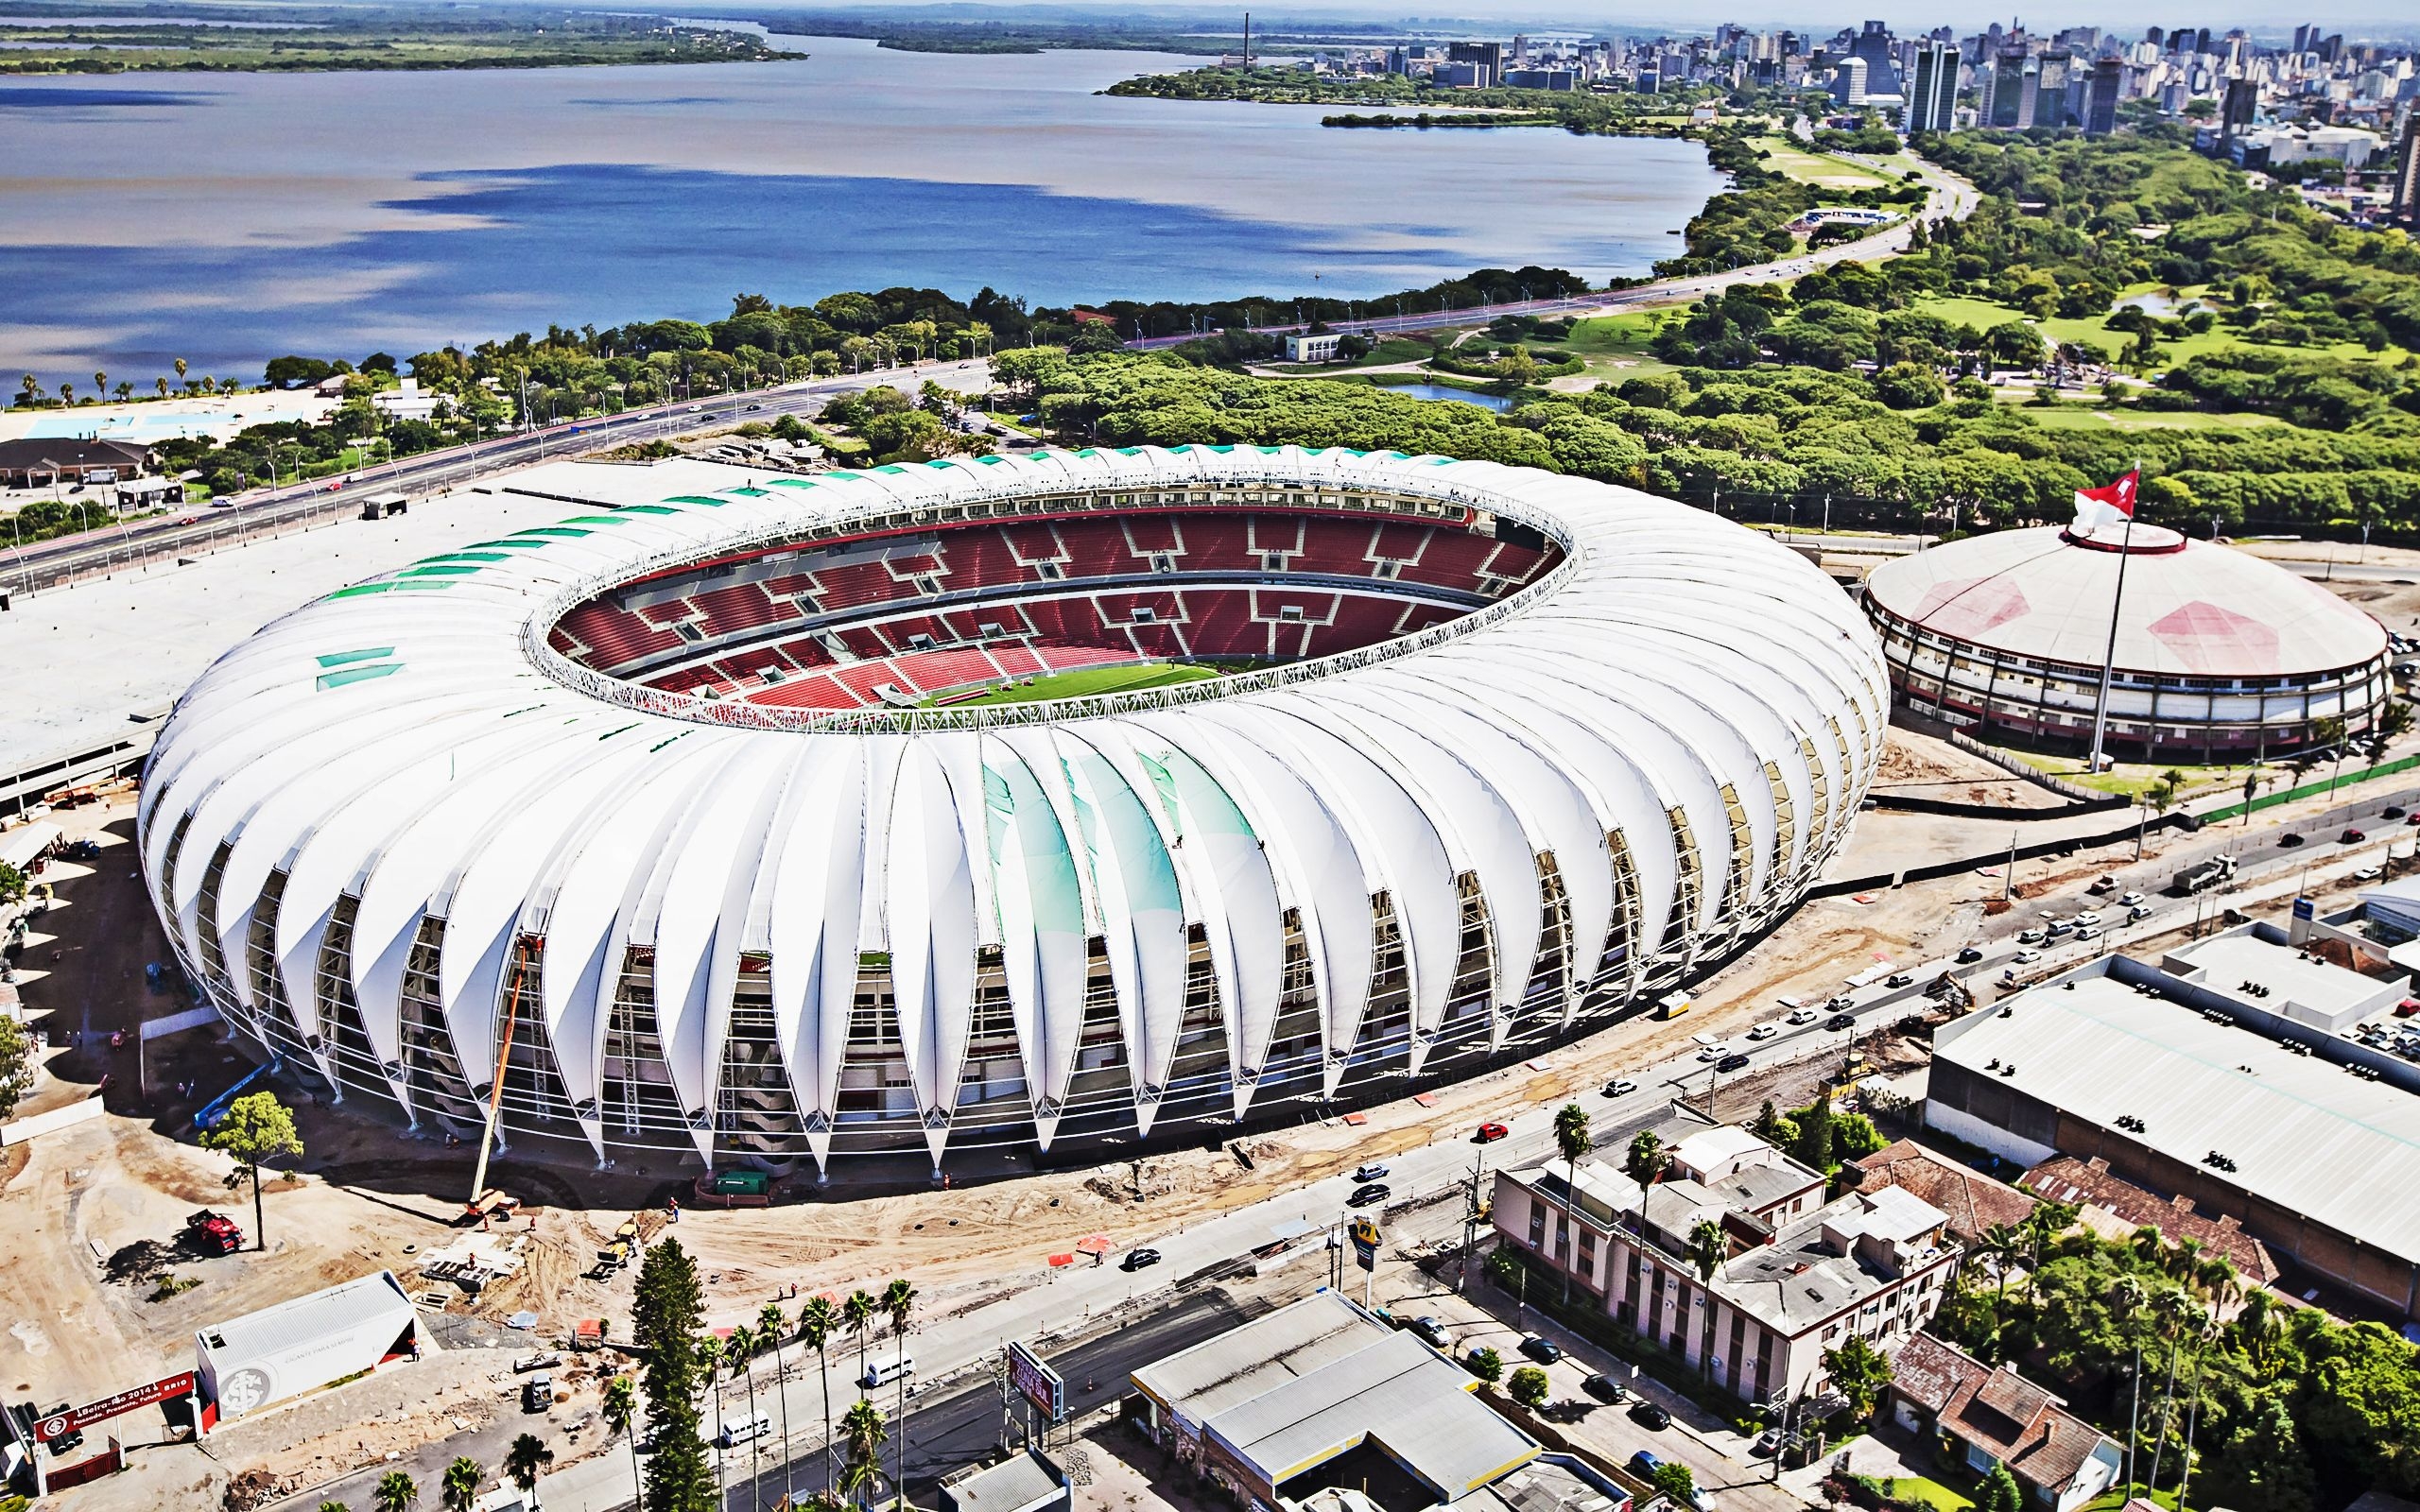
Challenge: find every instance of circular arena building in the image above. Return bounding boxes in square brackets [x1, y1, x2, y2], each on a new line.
[1865, 522, 2389, 764]
[139, 447, 1885, 1173]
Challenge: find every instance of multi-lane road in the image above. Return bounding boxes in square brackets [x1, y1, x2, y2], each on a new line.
[4, 359, 997, 596]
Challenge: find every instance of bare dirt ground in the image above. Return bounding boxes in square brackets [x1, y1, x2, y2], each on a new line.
[1868, 722, 2066, 811]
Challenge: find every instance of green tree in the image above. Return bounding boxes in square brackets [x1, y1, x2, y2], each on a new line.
[838, 1398, 887, 1509]
[759, 1298, 795, 1496]
[1685, 1218, 1728, 1283]
[1978, 1463, 2023, 1512]
[601, 1372, 643, 1512]
[1623, 1129, 1669, 1186]
[843, 1289, 879, 1394]
[1552, 1103, 1591, 1304]
[882, 1278, 917, 1506]
[632, 1237, 717, 1512]
[1465, 1346, 1504, 1383]
[198, 1090, 302, 1251]
[1795, 1090, 1834, 1172]
[2197, 1391, 2315, 1512]
[441, 1455, 483, 1512]
[1822, 1334, 1893, 1420]
[799, 1294, 840, 1487]
[724, 1321, 760, 1508]
[0, 1012, 32, 1123]
[1508, 1365, 1551, 1408]
[1650, 1460, 1699, 1507]
[505, 1433, 554, 1507]
[373, 1469, 420, 1512]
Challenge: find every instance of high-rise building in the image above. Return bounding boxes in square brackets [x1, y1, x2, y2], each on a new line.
[1444, 40, 1501, 88]
[2083, 56, 2123, 135]
[1852, 20, 1902, 94]
[1833, 56, 1870, 106]
[2291, 23, 2314, 54]
[2221, 75, 2259, 140]
[1985, 46, 2031, 127]
[2394, 128, 2420, 232]
[1909, 42, 1961, 132]
[2031, 51, 2073, 129]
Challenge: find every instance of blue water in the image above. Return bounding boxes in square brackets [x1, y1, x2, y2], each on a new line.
[0, 37, 1725, 382]
[1372, 383, 1515, 410]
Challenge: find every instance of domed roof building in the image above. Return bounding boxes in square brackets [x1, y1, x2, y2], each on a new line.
[1863, 522, 2389, 763]
[140, 447, 1885, 1175]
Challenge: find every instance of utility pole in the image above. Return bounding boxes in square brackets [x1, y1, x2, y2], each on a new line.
[1459, 1151, 1485, 1295]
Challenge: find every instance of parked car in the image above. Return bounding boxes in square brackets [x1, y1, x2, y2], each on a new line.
[1752, 1427, 1786, 1457]
[1350, 1183, 1392, 1207]
[1885, 972, 1913, 988]
[1409, 1316, 1452, 1349]
[1824, 995, 1855, 1012]
[1602, 1077, 1638, 1098]
[1628, 1450, 1666, 1479]
[1518, 1334, 1563, 1364]
[1745, 1022, 1779, 1041]
[1475, 1122, 1509, 1143]
[1120, 1247, 1162, 1272]
[1695, 1041, 1732, 1062]
[523, 1375, 555, 1414]
[1716, 1053, 1751, 1072]
[1785, 1006, 1820, 1025]
[1630, 1401, 1672, 1431]
[1582, 1372, 1629, 1401]
[1353, 1162, 1391, 1183]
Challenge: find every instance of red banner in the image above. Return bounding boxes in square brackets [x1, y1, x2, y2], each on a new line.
[36, 1373, 196, 1441]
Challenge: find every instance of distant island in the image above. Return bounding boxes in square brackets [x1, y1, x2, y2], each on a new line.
[0, 3, 804, 75]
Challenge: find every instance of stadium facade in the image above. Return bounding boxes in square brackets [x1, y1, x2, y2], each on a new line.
[1863, 522, 2389, 763]
[140, 447, 1886, 1172]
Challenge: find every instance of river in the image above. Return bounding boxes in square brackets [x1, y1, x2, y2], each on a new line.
[0, 36, 1724, 381]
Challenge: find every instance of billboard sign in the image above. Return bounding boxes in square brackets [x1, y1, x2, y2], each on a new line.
[1349, 1218, 1381, 1272]
[1006, 1340, 1065, 1422]
[37, 1374, 196, 1442]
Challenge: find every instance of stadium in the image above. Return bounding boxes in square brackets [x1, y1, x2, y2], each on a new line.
[138, 446, 1886, 1173]
[1864, 522, 2390, 764]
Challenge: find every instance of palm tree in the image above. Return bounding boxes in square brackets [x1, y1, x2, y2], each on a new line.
[174, 357, 187, 384]
[1979, 1222, 2027, 1305]
[2112, 1275, 2148, 1496]
[1551, 1102, 1590, 1304]
[728, 1321, 764, 1512]
[155, 377, 169, 399]
[2146, 1286, 2200, 1491]
[700, 1333, 728, 1492]
[882, 1279, 918, 1509]
[113, 382, 131, 402]
[373, 1469, 419, 1512]
[93, 371, 106, 404]
[440, 1455, 482, 1512]
[800, 1294, 840, 1491]
[839, 1398, 887, 1510]
[58, 382, 72, 406]
[761, 1299, 797, 1503]
[1685, 1218, 1726, 1283]
[844, 1289, 879, 1394]
[601, 1372, 642, 1511]
[504, 1433, 554, 1509]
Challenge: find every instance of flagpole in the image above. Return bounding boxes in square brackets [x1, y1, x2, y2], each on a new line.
[2084, 467, 2139, 773]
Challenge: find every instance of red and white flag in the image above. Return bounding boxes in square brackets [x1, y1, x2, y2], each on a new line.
[2073, 469, 2140, 532]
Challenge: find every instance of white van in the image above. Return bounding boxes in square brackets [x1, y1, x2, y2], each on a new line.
[717, 1413, 773, 1449]
[861, 1358, 914, 1390]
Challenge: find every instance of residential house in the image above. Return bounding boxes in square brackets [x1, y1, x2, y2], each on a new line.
[1846, 1139, 2036, 1243]
[1888, 1333, 2121, 1512]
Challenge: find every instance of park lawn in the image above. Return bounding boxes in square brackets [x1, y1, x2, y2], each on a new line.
[1878, 1476, 1977, 1512]
[2003, 747, 2258, 802]
[1752, 135, 1897, 189]
[1911, 294, 2416, 368]
[1262, 335, 1443, 374]
[2006, 404, 2293, 433]
[939, 661, 1217, 707]
[1561, 310, 1681, 379]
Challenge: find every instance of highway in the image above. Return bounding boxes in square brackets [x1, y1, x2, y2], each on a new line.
[3, 359, 996, 598]
[1125, 152, 1978, 352]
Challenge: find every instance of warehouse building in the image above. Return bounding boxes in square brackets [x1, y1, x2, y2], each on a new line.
[1125, 1290, 1626, 1512]
[195, 1271, 423, 1430]
[1927, 932, 2420, 1317]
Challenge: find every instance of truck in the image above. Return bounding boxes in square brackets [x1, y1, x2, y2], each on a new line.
[183, 1210, 244, 1255]
[2170, 853, 2238, 897]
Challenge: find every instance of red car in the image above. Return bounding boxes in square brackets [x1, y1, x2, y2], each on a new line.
[1476, 1122, 1510, 1143]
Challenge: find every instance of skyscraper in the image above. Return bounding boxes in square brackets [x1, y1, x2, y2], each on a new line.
[2221, 76, 2258, 141]
[1851, 19, 1902, 94]
[1985, 46, 2030, 128]
[2394, 128, 2420, 232]
[1832, 55, 1869, 107]
[1909, 42, 1961, 133]
[2083, 56, 2123, 135]
[2031, 50, 2073, 129]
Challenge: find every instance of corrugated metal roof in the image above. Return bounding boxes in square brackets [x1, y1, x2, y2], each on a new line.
[197, 1270, 414, 1366]
[1936, 973, 2420, 1260]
